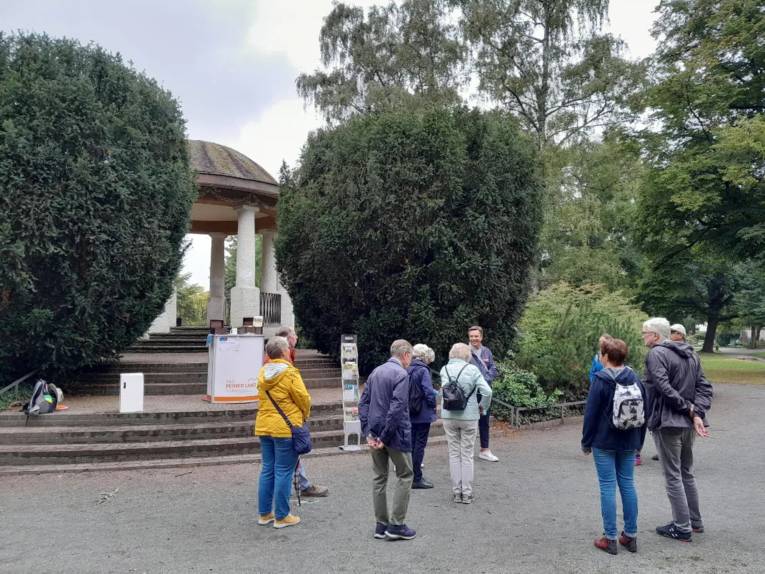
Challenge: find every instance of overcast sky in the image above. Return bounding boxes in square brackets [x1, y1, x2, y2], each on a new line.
[1, 0, 659, 288]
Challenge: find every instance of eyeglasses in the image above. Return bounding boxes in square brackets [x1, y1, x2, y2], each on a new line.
[641, 331, 656, 336]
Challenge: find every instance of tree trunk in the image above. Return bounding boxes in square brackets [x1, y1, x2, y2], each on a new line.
[754, 325, 762, 349]
[702, 317, 719, 353]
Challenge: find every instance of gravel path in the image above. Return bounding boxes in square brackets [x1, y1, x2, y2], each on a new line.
[1, 383, 762, 574]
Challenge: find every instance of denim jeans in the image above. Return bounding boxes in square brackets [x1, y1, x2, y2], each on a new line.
[592, 448, 638, 539]
[258, 436, 298, 519]
[411, 423, 431, 482]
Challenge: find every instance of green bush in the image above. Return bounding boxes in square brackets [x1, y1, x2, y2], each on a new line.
[277, 106, 542, 373]
[514, 283, 647, 393]
[0, 34, 196, 384]
[491, 363, 562, 422]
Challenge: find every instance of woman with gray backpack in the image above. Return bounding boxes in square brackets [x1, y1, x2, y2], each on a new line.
[439, 343, 492, 504]
[581, 337, 646, 555]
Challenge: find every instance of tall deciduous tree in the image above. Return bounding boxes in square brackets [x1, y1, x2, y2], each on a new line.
[457, 0, 644, 149]
[0, 34, 196, 384]
[297, 0, 465, 123]
[276, 107, 542, 373]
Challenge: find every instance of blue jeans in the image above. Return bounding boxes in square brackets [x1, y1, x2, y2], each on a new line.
[297, 461, 310, 492]
[592, 448, 638, 539]
[258, 436, 298, 519]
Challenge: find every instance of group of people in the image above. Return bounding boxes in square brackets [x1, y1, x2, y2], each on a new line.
[253, 325, 500, 537]
[582, 317, 714, 555]
[252, 317, 715, 553]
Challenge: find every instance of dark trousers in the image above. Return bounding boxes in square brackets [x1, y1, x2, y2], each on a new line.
[479, 410, 490, 449]
[411, 423, 431, 482]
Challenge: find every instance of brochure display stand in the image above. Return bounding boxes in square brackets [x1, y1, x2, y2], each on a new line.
[205, 334, 263, 403]
[339, 334, 362, 451]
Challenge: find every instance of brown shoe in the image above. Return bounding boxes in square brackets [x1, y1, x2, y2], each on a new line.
[619, 532, 637, 553]
[301, 484, 329, 497]
[594, 537, 617, 555]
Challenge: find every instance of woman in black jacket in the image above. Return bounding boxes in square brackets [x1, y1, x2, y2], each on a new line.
[581, 337, 646, 555]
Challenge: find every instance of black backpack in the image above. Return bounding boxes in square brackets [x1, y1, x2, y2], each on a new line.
[409, 370, 425, 416]
[441, 364, 475, 411]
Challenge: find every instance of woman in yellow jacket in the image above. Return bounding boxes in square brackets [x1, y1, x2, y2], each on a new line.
[255, 336, 311, 529]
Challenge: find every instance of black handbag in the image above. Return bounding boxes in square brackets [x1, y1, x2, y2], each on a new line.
[264, 390, 313, 455]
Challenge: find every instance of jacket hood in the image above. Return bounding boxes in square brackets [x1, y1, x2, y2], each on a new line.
[408, 359, 429, 371]
[259, 360, 290, 391]
[658, 340, 695, 359]
[595, 366, 636, 385]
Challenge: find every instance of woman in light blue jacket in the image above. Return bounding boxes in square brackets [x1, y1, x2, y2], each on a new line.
[440, 343, 492, 504]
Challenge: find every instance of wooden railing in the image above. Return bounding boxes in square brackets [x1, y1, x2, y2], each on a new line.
[260, 292, 282, 326]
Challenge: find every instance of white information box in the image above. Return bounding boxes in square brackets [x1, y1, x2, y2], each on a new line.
[120, 373, 144, 413]
[205, 334, 263, 403]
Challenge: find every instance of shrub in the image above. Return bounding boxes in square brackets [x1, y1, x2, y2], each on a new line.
[276, 106, 542, 373]
[514, 283, 647, 393]
[0, 34, 196, 384]
[491, 363, 562, 422]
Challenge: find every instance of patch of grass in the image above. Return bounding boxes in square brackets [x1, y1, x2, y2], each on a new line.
[700, 353, 765, 385]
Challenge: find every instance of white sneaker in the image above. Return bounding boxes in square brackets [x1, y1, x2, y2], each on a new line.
[478, 451, 499, 462]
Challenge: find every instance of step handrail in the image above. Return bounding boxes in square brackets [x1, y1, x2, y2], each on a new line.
[0, 370, 38, 397]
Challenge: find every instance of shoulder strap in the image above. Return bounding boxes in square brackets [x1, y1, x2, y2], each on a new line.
[264, 390, 294, 429]
[445, 363, 469, 385]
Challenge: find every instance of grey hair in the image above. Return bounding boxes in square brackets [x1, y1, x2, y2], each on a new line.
[449, 342, 471, 361]
[412, 344, 435, 364]
[266, 336, 290, 359]
[390, 339, 414, 358]
[275, 326, 295, 338]
[643, 317, 670, 340]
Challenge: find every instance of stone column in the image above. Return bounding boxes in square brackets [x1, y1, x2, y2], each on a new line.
[206, 232, 227, 324]
[260, 230, 278, 294]
[230, 204, 260, 328]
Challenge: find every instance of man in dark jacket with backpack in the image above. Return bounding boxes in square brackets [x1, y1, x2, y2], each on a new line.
[642, 317, 713, 542]
[359, 339, 417, 541]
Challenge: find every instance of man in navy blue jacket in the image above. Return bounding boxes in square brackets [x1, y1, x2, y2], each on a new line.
[468, 326, 499, 462]
[359, 339, 416, 541]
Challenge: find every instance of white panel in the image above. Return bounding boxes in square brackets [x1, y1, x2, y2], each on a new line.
[120, 373, 144, 413]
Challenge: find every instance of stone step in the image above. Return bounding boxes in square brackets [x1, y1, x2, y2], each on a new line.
[73, 372, 208, 384]
[0, 430, 447, 475]
[148, 333, 209, 340]
[0, 415, 343, 445]
[0, 430, 345, 465]
[126, 345, 208, 353]
[84, 362, 208, 374]
[63, 382, 209, 396]
[0, 402, 341, 427]
[132, 339, 208, 347]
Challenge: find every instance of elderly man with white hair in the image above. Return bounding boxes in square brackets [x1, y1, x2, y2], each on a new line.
[641, 317, 714, 542]
[440, 342, 492, 504]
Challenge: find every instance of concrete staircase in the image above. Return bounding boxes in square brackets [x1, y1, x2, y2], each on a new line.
[0, 338, 444, 475]
[127, 326, 209, 353]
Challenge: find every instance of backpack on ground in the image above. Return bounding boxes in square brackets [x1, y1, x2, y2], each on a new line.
[409, 374, 424, 416]
[441, 364, 475, 411]
[611, 370, 644, 430]
[22, 379, 59, 416]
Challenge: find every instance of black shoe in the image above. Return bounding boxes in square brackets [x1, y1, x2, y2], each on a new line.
[385, 524, 416, 540]
[412, 479, 434, 489]
[374, 522, 388, 539]
[652, 454, 659, 461]
[656, 522, 691, 542]
[692, 524, 705, 534]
